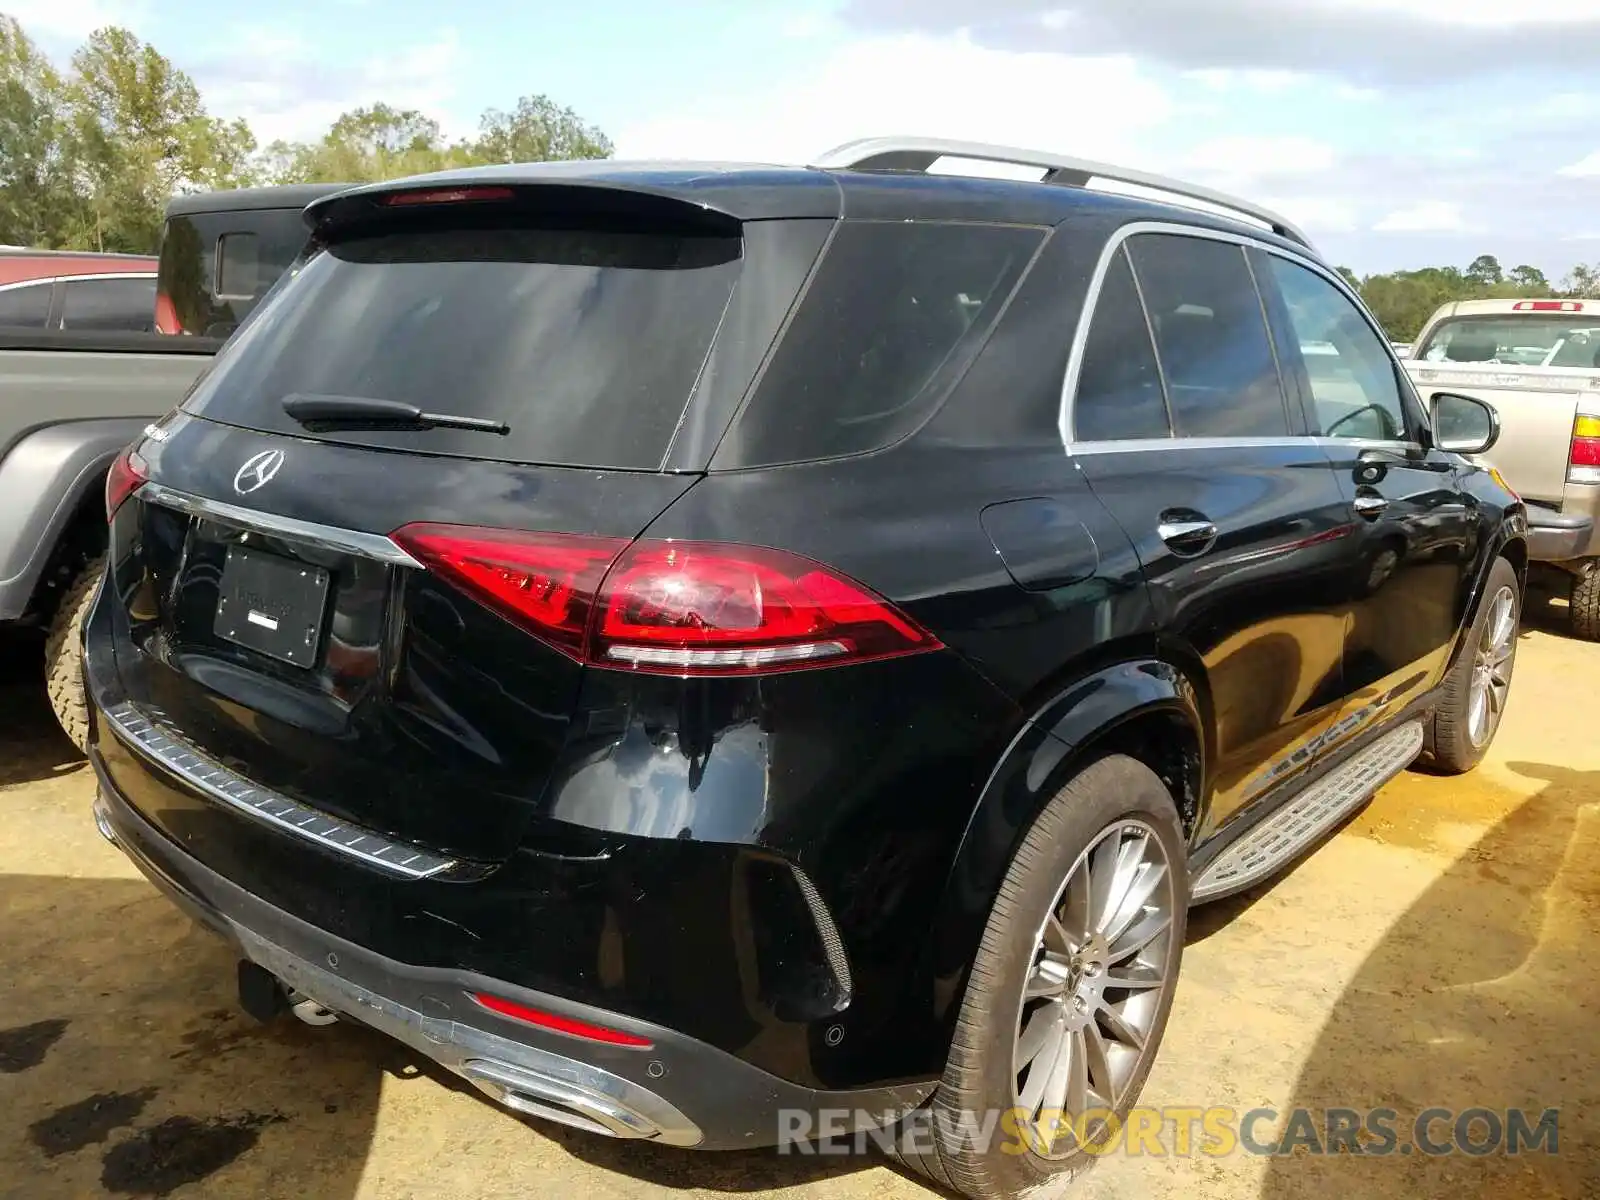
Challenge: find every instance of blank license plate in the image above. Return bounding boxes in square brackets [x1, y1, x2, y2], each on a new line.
[214, 545, 331, 668]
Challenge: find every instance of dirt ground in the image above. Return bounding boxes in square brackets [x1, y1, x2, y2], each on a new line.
[2, 598, 1596, 1200]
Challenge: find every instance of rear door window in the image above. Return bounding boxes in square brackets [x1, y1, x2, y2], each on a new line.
[182, 222, 743, 469]
[60, 276, 157, 332]
[1126, 234, 1290, 439]
[0, 281, 52, 330]
[720, 220, 1043, 466]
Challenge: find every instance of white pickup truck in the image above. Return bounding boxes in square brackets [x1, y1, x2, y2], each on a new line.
[1404, 298, 1600, 638]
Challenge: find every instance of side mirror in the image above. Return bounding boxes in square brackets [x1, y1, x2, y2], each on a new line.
[1430, 392, 1500, 456]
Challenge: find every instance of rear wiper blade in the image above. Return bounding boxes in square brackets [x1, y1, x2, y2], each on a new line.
[281, 393, 509, 436]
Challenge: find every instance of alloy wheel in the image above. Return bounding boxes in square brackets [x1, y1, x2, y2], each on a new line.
[1011, 818, 1177, 1159]
[1467, 584, 1518, 748]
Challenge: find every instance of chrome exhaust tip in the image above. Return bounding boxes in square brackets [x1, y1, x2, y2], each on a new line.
[91, 793, 117, 846]
[460, 1058, 662, 1140]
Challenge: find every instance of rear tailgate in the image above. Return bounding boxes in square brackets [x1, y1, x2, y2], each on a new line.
[1405, 360, 1598, 503]
[93, 185, 798, 868]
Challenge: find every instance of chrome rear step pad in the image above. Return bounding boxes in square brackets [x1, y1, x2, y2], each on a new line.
[1190, 719, 1425, 904]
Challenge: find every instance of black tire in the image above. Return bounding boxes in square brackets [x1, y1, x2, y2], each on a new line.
[44, 554, 104, 756]
[1571, 566, 1600, 642]
[883, 754, 1187, 1200]
[1426, 555, 1520, 774]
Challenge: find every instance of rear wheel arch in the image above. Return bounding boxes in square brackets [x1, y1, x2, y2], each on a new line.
[926, 655, 1208, 1026]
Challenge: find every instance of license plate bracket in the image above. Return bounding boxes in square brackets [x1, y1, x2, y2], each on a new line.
[214, 544, 331, 668]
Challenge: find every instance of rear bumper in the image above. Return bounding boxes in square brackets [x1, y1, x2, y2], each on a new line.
[89, 766, 934, 1149]
[1526, 509, 1593, 561]
[1526, 485, 1600, 563]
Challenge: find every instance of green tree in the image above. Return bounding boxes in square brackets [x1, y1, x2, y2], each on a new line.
[263, 94, 613, 186]
[66, 26, 257, 252]
[1508, 264, 1548, 290]
[1562, 264, 1600, 298]
[261, 103, 481, 184]
[0, 16, 81, 247]
[1465, 253, 1503, 286]
[475, 94, 612, 164]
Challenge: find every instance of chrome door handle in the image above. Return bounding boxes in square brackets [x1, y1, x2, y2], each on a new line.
[1353, 494, 1388, 519]
[1157, 517, 1218, 556]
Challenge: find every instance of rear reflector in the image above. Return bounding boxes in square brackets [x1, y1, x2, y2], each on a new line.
[381, 186, 515, 207]
[105, 447, 147, 519]
[1513, 300, 1583, 312]
[470, 993, 653, 1047]
[389, 524, 942, 677]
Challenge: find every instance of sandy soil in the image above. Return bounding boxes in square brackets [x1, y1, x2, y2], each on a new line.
[1, 595, 1595, 1200]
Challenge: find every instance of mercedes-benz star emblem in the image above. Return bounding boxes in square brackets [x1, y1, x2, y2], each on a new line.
[233, 449, 284, 495]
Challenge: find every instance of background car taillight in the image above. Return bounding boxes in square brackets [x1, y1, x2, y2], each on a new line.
[1569, 414, 1600, 484]
[105, 448, 148, 519]
[390, 524, 941, 676]
[154, 289, 182, 335]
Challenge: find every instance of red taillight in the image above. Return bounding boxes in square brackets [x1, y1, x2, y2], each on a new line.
[1572, 414, 1600, 481]
[380, 186, 515, 207]
[470, 993, 653, 1047]
[1513, 300, 1583, 312]
[389, 525, 942, 676]
[593, 541, 934, 673]
[105, 448, 147, 519]
[392, 524, 626, 657]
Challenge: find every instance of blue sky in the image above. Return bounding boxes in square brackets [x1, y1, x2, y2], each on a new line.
[11, 0, 1600, 276]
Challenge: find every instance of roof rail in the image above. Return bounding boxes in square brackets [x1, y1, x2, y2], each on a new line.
[810, 136, 1314, 249]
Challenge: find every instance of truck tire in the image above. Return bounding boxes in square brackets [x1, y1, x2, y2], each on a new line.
[882, 754, 1186, 1200]
[44, 555, 104, 756]
[1427, 556, 1520, 775]
[1571, 566, 1600, 642]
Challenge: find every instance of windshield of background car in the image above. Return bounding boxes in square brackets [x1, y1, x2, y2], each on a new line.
[179, 222, 744, 469]
[1414, 315, 1600, 368]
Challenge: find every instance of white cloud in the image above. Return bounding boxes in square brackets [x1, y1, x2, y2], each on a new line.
[612, 31, 1172, 167]
[1558, 151, 1600, 177]
[2, 0, 146, 41]
[1184, 67, 1303, 92]
[1372, 201, 1477, 233]
[1180, 135, 1338, 177]
[196, 28, 469, 145]
[1257, 195, 1361, 235]
[838, 0, 1600, 84]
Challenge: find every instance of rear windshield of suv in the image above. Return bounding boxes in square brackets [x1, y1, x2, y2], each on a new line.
[180, 223, 743, 469]
[1415, 315, 1600, 368]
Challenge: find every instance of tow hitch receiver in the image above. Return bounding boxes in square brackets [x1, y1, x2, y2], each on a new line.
[237, 959, 289, 1023]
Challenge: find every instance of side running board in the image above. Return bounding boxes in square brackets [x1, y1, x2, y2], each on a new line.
[1190, 720, 1425, 904]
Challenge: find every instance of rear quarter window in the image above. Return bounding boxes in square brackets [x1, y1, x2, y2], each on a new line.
[718, 220, 1044, 466]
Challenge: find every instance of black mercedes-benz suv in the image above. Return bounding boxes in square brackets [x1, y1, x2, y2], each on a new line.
[83, 137, 1526, 1199]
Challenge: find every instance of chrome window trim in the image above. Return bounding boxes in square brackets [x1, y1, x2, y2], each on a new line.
[0, 271, 156, 294]
[1059, 220, 1421, 455]
[137, 482, 423, 568]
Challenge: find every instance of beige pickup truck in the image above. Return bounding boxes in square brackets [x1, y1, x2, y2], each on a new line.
[1404, 298, 1600, 639]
